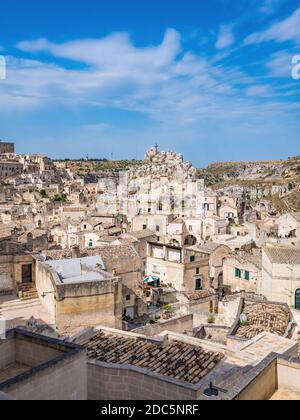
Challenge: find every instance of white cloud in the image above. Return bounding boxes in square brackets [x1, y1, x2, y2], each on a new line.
[18, 29, 181, 70]
[0, 28, 297, 142]
[266, 51, 295, 77]
[215, 25, 235, 50]
[245, 6, 300, 44]
[259, 0, 283, 15]
[245, 85, 271, 96]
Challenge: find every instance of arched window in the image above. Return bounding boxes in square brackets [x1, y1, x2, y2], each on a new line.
[89, 240, 93, 248]
[295, 290, 300, 310]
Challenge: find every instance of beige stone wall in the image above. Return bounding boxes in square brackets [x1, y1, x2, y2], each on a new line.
[36, 260, 123, 332]
[35, 261, 57, 320]
[15, 336, 61, 367]
[234, 360, 277, 400]
[210, 246, 231, 278]
[13, 256, 36, 286]
[0, 256, 14, 291]
[146, 257, 185, 291]
[277, 359, 300, 392]
[2, 353, 87, 401]
[87, 362, 197, 400]
[133, 315, 193, 336]
[0, 337, 15, 370]
[0, 255, 36, 291]
[56, 291, 122, 331]
[260, 251, 300, 307]
[223, 258, 261, 293]
[184, 263, 210, 292]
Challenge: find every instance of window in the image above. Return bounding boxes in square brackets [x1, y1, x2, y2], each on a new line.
[245, 271, 250, 281]
[295, 290, 300, 310]
[190, 256, 195, 263]
[195, 279, 202, 291]
[156, 225, 160, 233]
[143, 224, 147, 230]
[235, 268, 241, 278]
[126, 294, 131, 301]
[196, 268, 200, 275]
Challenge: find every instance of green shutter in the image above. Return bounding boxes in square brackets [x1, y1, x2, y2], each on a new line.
[235, 268, 241, 278]
[245, 271, 250, 281]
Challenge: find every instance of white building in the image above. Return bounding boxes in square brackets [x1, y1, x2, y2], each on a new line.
[259, 247, 300, 310]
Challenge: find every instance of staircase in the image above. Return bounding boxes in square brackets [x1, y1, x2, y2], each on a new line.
[17, 283, 38, 301]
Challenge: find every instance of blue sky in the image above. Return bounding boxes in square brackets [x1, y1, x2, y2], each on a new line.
[0, 0, 300, 166]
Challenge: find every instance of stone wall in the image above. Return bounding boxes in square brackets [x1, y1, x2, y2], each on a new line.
[87, 361, 198, 401]
[233, 358, 277, 400]
[0, 255, 36, 292]
[0, 330, 87, 401]
[277, 358, 300, 392]
[0, 256, 14, 292]
[0, 337, 15, 370]
[132, 314, 193, 336]
[260, 251, 300, 307]
[35, 260, 123, 333]
[0, 142, 15, 154]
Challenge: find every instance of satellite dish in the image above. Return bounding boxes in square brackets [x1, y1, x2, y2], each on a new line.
[240, 314, 248, 324]
[56, 266, 63, 276]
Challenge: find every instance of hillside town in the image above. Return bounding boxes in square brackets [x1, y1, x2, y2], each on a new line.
[1, 139, 300, 401]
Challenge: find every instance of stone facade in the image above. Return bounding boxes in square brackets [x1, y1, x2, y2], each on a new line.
[0, 141, 15, 154]
[146, 242, 210, 293]
[35, 258, 123, 333]
[259, 247, 300, 309]
[0, 329, 87, 400]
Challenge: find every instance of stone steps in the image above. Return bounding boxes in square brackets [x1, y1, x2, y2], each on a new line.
[17, 284, 39, 301]
[0, 300, 41, 312]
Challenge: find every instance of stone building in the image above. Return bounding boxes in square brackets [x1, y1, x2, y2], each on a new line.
[35, 255, 123, 333]
[95, 244, 145, 320]
[132, 213, 174, 243]
[196, 242, 231, 289]
[223, 254, 262, 293]
[97, 147, 205, 221]
[146, 242, 210, 292]
[72, 325, 298, 401]
[259, 247, 300, 310]
[0, 140, 15, 154]
[278, 212, 300, 239]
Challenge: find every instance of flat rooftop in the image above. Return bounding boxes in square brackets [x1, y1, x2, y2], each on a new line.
[78, 329, 224, 385]
[46, 255, 111, 284]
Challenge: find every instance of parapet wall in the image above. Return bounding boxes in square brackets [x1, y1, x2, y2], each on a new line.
[0, 329, 87, 401]
[132, 314, 193, 337]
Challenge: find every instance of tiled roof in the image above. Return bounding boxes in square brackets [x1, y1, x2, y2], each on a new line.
[235, 301, 291, 340]
[196, 242, 224, 254]
[130, 229, 156, 240]
[264, 247, 300, 265]
[184, 290, 215, 301]
[230, 254, 262, 270]
[80, 331, 224, 385]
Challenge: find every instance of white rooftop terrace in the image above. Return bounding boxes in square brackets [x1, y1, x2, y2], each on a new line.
[46, 256, 109, 284]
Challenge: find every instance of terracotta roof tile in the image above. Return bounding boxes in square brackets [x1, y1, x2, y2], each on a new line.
[80, 331, 223, 385]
